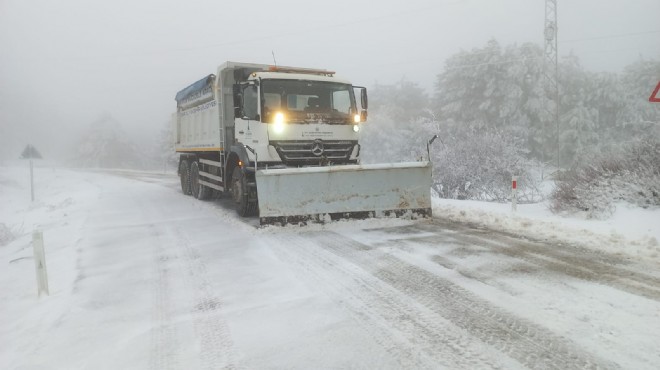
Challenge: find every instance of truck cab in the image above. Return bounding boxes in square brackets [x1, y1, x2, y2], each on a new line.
[232, 67, 368, 167]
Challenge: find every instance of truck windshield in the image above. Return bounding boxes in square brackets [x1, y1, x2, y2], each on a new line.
[261, 79, 356, 124]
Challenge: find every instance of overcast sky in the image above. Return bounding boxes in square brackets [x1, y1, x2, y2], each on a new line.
[1, 0, 658, 160]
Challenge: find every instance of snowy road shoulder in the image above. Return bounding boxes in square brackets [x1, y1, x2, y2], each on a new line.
[432, 198, 660, 264]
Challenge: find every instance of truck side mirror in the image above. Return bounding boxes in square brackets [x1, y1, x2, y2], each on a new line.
[233, 85, 243, 118]
[361, 88, 368, 110]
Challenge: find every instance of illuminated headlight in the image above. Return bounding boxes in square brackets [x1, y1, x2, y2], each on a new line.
[273, 112, 285, 133]
[354, 114, 361, 123]
[352, 124, 360, 133]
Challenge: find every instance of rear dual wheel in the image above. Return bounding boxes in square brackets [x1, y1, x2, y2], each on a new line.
[190, 161, 211, 200]
[179, 160, 191, 195]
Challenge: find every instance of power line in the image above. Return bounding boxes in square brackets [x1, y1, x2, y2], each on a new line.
[562, 29, 660, 43]
[369, 43, 656, 73]
[444, 56, 540, 71]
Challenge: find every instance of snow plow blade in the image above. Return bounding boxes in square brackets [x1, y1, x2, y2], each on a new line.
[256, 162, 432, 225]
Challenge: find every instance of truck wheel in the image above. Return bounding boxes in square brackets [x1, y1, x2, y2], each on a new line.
[231, 166, 257, 217]
[190, 161, 211, 200]
[179, 160, 191, 195]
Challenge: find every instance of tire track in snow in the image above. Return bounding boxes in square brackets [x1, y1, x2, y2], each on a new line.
[166, 223, 238, 370]
[111, 170, 239, 368]
[308, 230, 618, 370]
[149, 223, 181, 370]
[407, 221, 660, 302]
[270, 232, 517, 370]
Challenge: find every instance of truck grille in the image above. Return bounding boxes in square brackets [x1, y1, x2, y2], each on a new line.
[272, 140, 357, 165]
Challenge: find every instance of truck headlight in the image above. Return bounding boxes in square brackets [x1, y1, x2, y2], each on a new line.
[354, 114, 361, 123]
[273, 112, 285, 133]
[353, 124, 360, 133]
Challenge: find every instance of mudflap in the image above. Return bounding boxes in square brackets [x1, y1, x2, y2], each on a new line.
[256, 162, 432, 226]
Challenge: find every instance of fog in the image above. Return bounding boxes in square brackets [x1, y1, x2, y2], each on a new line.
[1, 0, 658, 162]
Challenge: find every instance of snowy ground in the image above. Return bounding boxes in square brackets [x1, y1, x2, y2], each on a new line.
[1, 162, 659, 369]
[432, 198, 660, 265]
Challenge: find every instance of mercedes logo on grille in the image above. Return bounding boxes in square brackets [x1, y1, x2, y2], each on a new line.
[311, 139, 324, 156]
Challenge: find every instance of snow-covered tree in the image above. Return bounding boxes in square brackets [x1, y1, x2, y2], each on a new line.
[360, 81, 432, 164]
[359, 111, 420, 164]
[559, 102, 598, 165]
[365, 41, 658, 206]
[433, 40, 544, 157]
[428, 125, 542, 202]
[149, 120, 179, 172]
[618, 59, 660, 140]
[369, 80, 430, 123]
[72, 114, 144, 169]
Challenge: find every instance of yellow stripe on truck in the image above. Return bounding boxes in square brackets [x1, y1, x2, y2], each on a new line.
[176, 147, 223, 152]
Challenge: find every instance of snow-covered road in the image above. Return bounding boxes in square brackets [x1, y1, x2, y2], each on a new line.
[1, 165, 659, 369]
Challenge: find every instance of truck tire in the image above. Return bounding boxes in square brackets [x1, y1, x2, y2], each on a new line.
[190, 161, 211, 200]
[179, 160, 191, 195]
[231, 166, 257, 217]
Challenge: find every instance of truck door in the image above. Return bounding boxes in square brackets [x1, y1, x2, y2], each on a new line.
[235, 83, 259, 145]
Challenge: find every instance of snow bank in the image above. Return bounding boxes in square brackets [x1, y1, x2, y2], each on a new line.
[433, 197, 660, 264]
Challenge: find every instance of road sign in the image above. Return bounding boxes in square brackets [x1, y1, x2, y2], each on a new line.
[20, 145, 43, 201]
[650, 82, 660, 103]
[21, 145, 42, 159]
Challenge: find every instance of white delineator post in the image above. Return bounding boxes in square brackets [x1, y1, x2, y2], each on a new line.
[32, 231, 49, 296]
[30, 159, 35, 202]
[511, 176, 518, 212]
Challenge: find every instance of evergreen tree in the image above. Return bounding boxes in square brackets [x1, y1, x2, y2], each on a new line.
[433, 40, 544, 158]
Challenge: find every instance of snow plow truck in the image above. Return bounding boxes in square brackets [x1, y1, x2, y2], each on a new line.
[173, 61, 432, 225]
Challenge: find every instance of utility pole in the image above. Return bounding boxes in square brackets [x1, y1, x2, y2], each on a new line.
[543, 0, 559, 168]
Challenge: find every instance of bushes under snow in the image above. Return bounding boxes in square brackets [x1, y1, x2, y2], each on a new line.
[431, 128, 544, 203]
[360, 115, 544, 203]
[0, 223, 13, 246]
[550, 138, 660, 218]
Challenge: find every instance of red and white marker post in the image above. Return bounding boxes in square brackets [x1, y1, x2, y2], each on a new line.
[511, 176, 518, 212]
